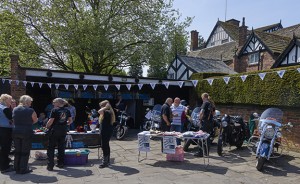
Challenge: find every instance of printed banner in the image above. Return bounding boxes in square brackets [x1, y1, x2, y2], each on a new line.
[162, 136, 176, 154]
[138, 132, 150, 152]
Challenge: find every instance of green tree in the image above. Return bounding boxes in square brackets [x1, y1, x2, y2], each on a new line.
[0, 11, 42, 76]
[2, 0, 191, 76]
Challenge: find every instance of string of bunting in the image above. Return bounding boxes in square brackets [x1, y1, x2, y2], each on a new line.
[1, 67, 299, 90]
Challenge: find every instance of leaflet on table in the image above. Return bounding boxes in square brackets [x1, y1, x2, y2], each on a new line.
[162, 136, 176, 154]
[138, 132, 150, 152]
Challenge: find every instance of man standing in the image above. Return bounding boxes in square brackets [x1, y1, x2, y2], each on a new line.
[160, 98, 173, 132]
[170, 97, 186, 145]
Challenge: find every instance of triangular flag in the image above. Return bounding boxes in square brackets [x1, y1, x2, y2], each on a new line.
[64, 84, 69, 90]
[115, 84, 120, 90]
[55, 84, 60, 89]
[258, 73, 266, 80]
[178, 81, 184, 88]
[83, 84, 88, 91]
[47, 83, 52, 88]
[74, 84, 78, 90]
[38, 82, 43, 88]
[192, 80, 198, 87]
[207, 79, 214, 86]
[297, 68, 300, 73]
[276, 70, 285, 78]
[15, 80, 19, 85]
[104, 84, 109, 91]
[240, 75, 248, 82]
[23, 81, 27, 86]
[93, 84, 98, 91]
[126, 84, 131, 91]
[30, 82, 35, 87]
[138, 84, 143, 90]
[1, 79, 5, 84]
[150, 83, 156, 89]
[8, 80, 12, 84]
[223, 77, 230, 84]
[163, 82, 169, 89]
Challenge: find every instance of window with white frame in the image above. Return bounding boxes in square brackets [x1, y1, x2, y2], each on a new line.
[248, 52, 260, 64]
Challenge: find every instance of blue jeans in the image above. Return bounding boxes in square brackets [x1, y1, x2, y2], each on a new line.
[170, 125, 182, 145]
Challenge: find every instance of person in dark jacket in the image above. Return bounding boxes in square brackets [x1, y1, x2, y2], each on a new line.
[0, 94, 13, 173]
[12, 95, 38, 174]
[98, 100, 115, 168]
[46, 98, 72, 171]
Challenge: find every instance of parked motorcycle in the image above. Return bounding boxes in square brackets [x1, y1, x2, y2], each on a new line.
[114, 111, 129, 140]
[254, 108, 293, 171]
[143, 104, 162, 131]
[183, 107, 200, 151]
[217, 114, 247, 156]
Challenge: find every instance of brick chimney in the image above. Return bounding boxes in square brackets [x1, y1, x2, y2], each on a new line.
[239, 17, 248, 47]
[10, 55, 26, 101]
[190, 30, 199, 51]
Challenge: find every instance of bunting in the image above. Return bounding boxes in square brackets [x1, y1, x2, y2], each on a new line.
[258, 73, 266, 80]
[38, 83, 43, 88]
[276, 70, 285, 78]
[104, 84, 109, 91]
[83, 84, 88, 91]
[297, 68, 300, 73]
[30, 82, 34, 87]
[207, 79, 214, 86]
[150, 83, 156, 89]
[64, 84, 69, 90]
[47, 83, 52, 88]
[93, 84, 98, 91]
[240, 75, 248, 82]
[138, 84, 143, 90]
[178, 81, 184, 88]
[163, 82, 169, 89]
[55, 84, 60, 89]
[191, 80, 198, 87]
[15, 80, 19, 85]
[126, 84, 131, 91]
[8, 80, 12, 84]
[1, 79, 5, 84]
[223, 77, 230, 84]
[74, 84, 79, 90]
[22, 81, 27, 86]
[115, 84, 120, 90]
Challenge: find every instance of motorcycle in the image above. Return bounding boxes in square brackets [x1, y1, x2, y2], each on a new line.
[253, 108, 293, 171]
[114, 111, 129, 140]
[143, 104, 162, 131]
[217, 114, 247, 156]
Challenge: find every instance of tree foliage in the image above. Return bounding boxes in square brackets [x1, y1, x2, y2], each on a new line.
[1, 0, 192, 76]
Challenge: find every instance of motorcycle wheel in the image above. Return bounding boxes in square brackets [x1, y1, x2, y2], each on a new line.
[217, 134, 223, 156]
[256, 157, 266, 171]
[116, 126, 127, 140]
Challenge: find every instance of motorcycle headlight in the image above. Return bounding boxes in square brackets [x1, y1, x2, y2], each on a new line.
[264, 127, 275, 139]
[222, 121, 228, 127]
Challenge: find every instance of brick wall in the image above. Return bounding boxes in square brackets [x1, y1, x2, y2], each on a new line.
[10, 55, 26, 101]
[238, 51, 276, 72]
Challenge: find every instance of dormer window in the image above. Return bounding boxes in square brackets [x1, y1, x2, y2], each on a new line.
[248, 52, 260, 64]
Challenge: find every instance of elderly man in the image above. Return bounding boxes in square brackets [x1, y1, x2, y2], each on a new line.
[160, 98, 173, 132]
[170, 97, 186, 145]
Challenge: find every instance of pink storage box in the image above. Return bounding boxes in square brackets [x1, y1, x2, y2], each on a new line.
[64, 150, 89, 165]
[166, 146, 184, 162]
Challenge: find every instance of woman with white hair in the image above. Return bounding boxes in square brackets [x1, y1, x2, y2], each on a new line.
[12, 95, 38, 174]
[0, 94, 13, 173]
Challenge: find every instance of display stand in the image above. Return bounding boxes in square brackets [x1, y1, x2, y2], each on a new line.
[138, 132, 151, 162]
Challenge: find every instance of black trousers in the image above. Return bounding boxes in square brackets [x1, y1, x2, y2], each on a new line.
[101, 130, 112, 157]
[0, 127, 12, 171]
[12, 133, 32, 172]
[47, 135, 66, 167]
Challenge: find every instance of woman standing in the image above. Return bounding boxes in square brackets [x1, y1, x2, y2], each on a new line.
[0, 94, 13, 173]
[46, 98, 72, 171]
[98, 100, 115, 168]
[12, 95, 38, 174]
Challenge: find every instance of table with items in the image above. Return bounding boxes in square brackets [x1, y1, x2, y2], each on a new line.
[138, 130, 210, 165]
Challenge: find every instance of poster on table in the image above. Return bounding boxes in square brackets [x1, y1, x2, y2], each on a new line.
[138, 133, 150, 152]
[162, 136, 176, 154]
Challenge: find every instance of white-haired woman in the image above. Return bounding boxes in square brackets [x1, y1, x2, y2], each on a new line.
[0, 94, 14, 173]
[12, 95, 38, 174]
[46, 98, 72, 171]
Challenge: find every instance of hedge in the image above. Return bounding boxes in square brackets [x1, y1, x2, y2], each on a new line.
[191, 66, 300, 107]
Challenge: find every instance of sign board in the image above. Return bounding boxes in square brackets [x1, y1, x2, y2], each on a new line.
[162, 136, 176, 154]
[138, 132, 150, 152]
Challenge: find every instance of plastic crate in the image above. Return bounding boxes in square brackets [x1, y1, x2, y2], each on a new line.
[166, 146, 184, 162]
[64, 150, 89, 165]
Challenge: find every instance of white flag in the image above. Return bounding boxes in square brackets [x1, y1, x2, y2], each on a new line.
[15, 80, 19, 85]
[178, 81, 184, 88]
[64, 84, 69, 90]
[276, 70, 286, 78]
[163, 82, 169, 89]
[1, 79, 5, 84]
[74, 84, 78, 90]
[83, 84, 88, 90]
[297, 68, 300, 73]
[38, 82, 43, 88]
[47, 83, 52, 88]
[207, 79, 214, 86]
[126, 84, 131, 91]
[138, 84, 143, 90]
[23, 81, 27, 86]
[150, 83, 156, 89]
[240, 75, 248, 82]
[192, 80, 198, 87]
[115, 84, 120, 90]
[93, 84, 98, 91]
[8, 80, 12, 84]
[30, 82, 35, 87]
[223, 77, 230, 84]
[55, 84, 60, 89]
[104, 84, 109, 91]
[258, 73, 266, 80]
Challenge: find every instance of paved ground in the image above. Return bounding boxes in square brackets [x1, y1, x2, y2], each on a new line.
[1, 129, 300, 184]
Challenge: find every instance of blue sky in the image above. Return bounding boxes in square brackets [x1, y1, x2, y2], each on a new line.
[173, 0, 300, 39]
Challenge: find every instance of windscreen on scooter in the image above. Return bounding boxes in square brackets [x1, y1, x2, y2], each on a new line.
[191, 107, 201, 127]
[258, 108, 283, 128]
[151, 104, 162, 122]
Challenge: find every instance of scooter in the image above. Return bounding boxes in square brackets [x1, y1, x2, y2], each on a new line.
[253, 108, 293, 171]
